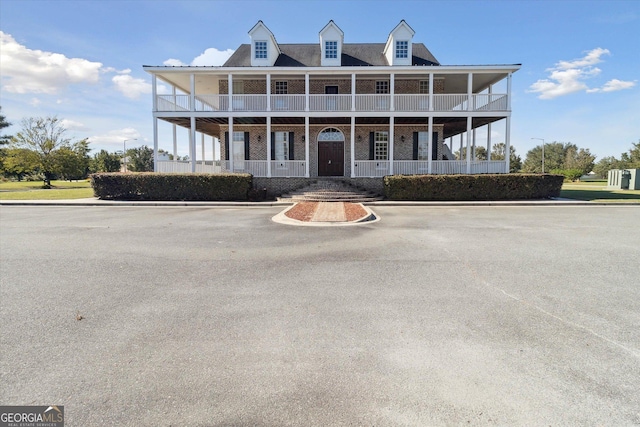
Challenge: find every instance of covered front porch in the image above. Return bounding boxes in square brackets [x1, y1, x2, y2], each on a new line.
[154, 115, 510, 177]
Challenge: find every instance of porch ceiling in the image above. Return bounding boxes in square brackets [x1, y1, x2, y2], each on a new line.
[438, 117, 504, 139]
[158, 115, 504, 139]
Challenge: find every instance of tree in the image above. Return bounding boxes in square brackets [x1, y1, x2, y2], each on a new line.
[491, 142, 522, 173]
[564, 145, 595, 175]
[0, 148, 40, 181]
[474, 146, 487, 160]
[625, 141, 640, 167]
[126, 145, 154, 172]
[0, 106, 11, 145]
[592, 141, 640, 178]
[92, 149, 121, 172]
[10, 116, 76, 187]
[522, 142, 584, 174]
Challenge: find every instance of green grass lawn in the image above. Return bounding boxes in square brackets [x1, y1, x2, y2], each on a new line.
[561, 181, 640, 203]
[0, 180, 95, 200]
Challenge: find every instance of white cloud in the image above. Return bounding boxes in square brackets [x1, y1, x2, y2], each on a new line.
[587, 78, 637, 93]
[163, 58, 186, 66]
[60, 119, 87, 131]
[191, 48, 234, 66]
[164, 47, 234, 67]
[88, 128, 140, 148]
[0, 31, 102, 94]
[30, 98, 42, 107]
[112, 74, 152, 99]
[528, 48, 635, 99]
[556, 47, 610, 70]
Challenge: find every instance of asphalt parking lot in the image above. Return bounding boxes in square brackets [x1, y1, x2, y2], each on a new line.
[1, 205, 639, 426]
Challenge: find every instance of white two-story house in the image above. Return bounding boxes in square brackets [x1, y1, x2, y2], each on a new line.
[144, 20, 520, 194]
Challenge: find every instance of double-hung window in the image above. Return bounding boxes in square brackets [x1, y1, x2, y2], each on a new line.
[375, 81, 389, 94]
[325, 41, 337, 59]
[274, 131, 289, 161]
[275, 81, 288, 94]
[417, 132, 429, 161]
[376, 81, 390, 110]
[274, 81, 288, 109]
[232, 131, 245, 169]
[374, 131, 389, 161]
[255, 41, 267, 59]
[396, 40, 408, 59]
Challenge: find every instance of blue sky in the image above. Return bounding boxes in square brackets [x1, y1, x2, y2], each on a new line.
[1, 0, 638, 160]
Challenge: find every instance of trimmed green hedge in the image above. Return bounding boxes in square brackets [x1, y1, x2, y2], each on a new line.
[384, 174, 564, 201]
[90, 173, 252, 201]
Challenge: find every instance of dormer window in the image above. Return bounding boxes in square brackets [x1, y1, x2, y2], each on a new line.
[255, 41, 267, 59]
[325, 41, 338, 59]
[396, 41, 408, 59]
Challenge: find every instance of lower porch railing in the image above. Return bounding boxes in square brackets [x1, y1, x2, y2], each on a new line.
[156, 161, 222, 173]
[352, 160, 507, 177]
[222, 160, 306, 177]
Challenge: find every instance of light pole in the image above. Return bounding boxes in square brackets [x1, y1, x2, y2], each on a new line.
[531, 137, 545, 174]
[123, 139, 137, 172]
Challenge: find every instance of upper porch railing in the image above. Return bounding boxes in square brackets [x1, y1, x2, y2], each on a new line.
[156, 93, 508, 113]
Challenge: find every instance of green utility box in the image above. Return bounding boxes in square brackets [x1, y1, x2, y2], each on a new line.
[607, 169, 640, 190]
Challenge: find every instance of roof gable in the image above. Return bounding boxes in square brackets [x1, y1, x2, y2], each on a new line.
[384, 20, 416, 66]
[248, 20, 280, 66]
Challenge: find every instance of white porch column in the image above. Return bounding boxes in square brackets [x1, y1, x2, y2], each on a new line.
[201, 133, 205, 166]
[427, 116, 433, 174]
[505, 116, 511, 173]
[212, 137, 216, 167]
[472, 128, 476, 159]
[153, 117, 158, 172]
[266, 73, 271, 112]
[172, 124, 177, 161]
[390, 73, 395, 111]
[228, 117, 234, 171]
[305, 116, 310, 177]
[467, 72, 473, 111]
[459, 134, 463, 160]
[351, 73, 356, 112]
[350, 116, 355, 178]
[190, 74, 195, 112]
[389, 116, 394, 175]
[266, 117, 271, 178]
[487, 84, 492, 161]
[487, 123, 492, 161]
[228, 74, 233, 112]
[507, 72, 513, 110]
[305, 73, 310, 112]
[190, 116, 196, 173]
[152, 75, 157, 112]
[465, 117, 472, 174]
[429, 73, 434, 111]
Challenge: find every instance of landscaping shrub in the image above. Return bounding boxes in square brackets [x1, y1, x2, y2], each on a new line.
[550, 168, 583, 182]
[384, 174, 564, 201]
[90, 173, 252, 201]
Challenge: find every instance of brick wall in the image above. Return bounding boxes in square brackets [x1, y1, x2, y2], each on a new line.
[220, 124, 445, 170]
[219, 77, 445, 95]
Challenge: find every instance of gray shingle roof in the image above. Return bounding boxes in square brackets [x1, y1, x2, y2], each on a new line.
[223, 43, 439, 67]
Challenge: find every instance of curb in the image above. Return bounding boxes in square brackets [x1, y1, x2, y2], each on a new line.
[0, 198, 638, 207]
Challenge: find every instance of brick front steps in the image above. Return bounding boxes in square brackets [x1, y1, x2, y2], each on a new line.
[277, 179, 383, 203]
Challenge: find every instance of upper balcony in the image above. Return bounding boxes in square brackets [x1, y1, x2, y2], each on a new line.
[155, 93, 509, 114]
